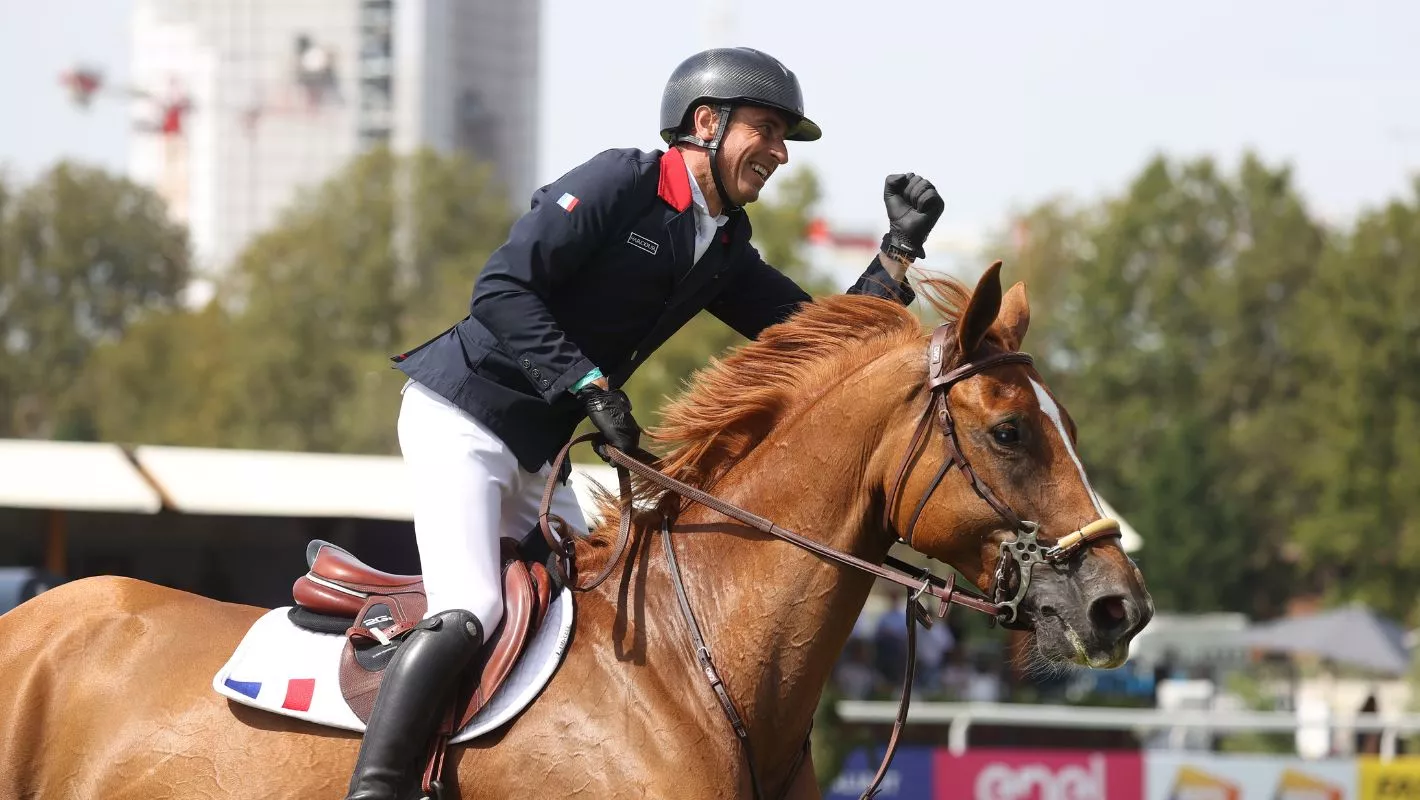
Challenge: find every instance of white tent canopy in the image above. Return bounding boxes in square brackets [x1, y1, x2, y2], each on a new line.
[0, 439, 161, 513]
[131, 445, 413, 521]
[130, 445, 615, 523]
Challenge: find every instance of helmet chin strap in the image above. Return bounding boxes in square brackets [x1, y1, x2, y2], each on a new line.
[675, 104, 740, 213]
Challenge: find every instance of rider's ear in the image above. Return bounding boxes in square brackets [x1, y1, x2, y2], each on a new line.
[994, 282, 1031, 351]
[957, 261, 1004, 357]
[692, 104, 720, 141]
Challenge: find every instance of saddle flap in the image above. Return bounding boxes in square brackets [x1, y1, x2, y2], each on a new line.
[339, 590, 429, 722]
[456, 556, 538, 729]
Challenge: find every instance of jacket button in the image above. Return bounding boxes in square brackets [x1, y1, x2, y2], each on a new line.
[540, 379, 550, 388]
[520, 358, 531, 367]
[532, 368, 541, 378]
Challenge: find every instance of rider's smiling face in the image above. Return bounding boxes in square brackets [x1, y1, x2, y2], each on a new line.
[689, 104, 790, 209]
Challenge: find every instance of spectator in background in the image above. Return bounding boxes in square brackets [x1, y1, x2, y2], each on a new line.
[964, 651, 1003, 703]
[834, 639, 881, 700]
[913, 612, 956, 691]
[1356, 693, 1381, 755]
[873, 592, 910, 684]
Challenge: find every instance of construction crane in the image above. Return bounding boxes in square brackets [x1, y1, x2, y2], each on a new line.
[59, 38, 341, 140]
[58, 38, 343, 229]
[60, 64, 194, 137]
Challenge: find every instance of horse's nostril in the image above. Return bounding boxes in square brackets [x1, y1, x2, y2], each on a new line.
[1089, 595, 1130, 632]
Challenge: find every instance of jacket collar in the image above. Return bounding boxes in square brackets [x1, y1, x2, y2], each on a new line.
[657, 148, 693, 212]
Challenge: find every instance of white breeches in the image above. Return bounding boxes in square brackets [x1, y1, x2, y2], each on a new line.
[396, 380, 587, 633]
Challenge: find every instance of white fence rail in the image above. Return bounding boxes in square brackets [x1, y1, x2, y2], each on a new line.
[836, 701, 1420, 760]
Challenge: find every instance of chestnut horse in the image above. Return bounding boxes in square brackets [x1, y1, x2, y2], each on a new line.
[0, 264, 1151, 799]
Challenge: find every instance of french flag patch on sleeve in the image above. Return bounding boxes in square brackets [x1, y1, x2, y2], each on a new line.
[556, 192, 580, 212]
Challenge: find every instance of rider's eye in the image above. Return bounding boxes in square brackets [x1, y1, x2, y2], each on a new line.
[992, 423, 1021, 446]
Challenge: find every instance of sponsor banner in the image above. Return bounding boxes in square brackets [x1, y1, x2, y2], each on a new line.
[1358, 757, 1420, 800]
[935, 748, 1144, 799]
[826, 745, 935, 799]
[1145, 751, 1355, 800]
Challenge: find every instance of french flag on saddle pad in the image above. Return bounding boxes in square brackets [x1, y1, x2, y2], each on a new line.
[556, 192, 580, 212]
[222, 676, 318, 712]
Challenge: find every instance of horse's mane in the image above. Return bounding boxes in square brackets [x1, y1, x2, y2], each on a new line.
[591, 275, 973, 525]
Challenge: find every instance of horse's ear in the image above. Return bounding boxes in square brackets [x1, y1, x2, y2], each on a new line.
[957, 261, 1004, 356]
[994, 281, 1031, 351]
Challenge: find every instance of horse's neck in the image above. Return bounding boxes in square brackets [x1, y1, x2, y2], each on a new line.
[633, 378, 899, 781]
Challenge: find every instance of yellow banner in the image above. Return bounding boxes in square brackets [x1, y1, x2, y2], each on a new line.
[1359, 758, 1420, 800]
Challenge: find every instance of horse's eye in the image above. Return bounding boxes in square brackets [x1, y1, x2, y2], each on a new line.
[992, 423, 1021, 446]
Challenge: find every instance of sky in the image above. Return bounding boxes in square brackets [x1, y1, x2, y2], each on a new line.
[3, 0, 1420, 265]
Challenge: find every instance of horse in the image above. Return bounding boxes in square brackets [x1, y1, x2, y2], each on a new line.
[0, 263, 1151, 799]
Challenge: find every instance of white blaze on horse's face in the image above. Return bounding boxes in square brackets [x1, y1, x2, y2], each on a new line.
[1028, 379, 1107, 519]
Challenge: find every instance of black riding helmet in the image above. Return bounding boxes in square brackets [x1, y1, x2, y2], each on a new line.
[659, 47, 820, 211]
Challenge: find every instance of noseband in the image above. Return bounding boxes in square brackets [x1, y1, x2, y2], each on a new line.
[885, 324, 1123, 625]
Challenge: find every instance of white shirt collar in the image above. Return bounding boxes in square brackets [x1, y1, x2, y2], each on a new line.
[684, 157, 729, 228]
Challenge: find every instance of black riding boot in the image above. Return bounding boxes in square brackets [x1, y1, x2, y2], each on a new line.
[344, 609, 485, 800]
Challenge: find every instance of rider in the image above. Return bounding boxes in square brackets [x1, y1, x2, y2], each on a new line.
[344, 46, 946, 799]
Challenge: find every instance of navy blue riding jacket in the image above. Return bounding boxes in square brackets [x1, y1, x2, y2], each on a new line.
[393, 147, 914, 472]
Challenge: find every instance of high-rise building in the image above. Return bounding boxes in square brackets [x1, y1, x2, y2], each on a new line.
[127, 0, 539, 271]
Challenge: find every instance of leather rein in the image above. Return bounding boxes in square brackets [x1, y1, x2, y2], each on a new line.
[535, 322, 1122, 800]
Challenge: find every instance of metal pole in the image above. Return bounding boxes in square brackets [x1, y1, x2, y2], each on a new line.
[45, 509, 67, 576]
[947, 715, 972, 755]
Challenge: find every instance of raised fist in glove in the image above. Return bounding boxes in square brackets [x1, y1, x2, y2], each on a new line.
[578, 385, 641, 457]
[881, 173, 945, 260]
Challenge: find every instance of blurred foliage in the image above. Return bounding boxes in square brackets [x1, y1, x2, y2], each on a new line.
[811, 685, 850, 789]
[86, 147, 513, 452]
[1214, 670, 1298, 755]
[0, 163, 190, 439]
[1287, 182, 1420, 615]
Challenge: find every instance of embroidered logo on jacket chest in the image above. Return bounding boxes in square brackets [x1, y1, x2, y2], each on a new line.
[626, 232, 660, 255]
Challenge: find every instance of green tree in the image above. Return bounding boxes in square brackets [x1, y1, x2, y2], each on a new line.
[222, 146, 515, 453]
[0, 162, 190, 440]
[85, 305, 239, 446]
[88, 147, 514, 453]
[1001, 153, 1324, 616]
[746, 167, 831, 289]
[1289, 180, 1420, 621]
[990, 199, 1094, 370]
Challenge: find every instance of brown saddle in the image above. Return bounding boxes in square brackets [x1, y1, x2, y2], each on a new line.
[290, 538, 554, 729]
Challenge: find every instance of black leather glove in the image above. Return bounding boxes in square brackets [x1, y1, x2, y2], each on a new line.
[578, 385, 641, 457]
[881, 173, 945, 260]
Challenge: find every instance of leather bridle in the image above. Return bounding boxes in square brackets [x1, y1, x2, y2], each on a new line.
[535, 320, 1123, 800]
[884, 324, 1123, 626]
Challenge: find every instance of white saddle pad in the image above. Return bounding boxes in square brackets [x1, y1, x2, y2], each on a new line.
[212, 589, 573, 743]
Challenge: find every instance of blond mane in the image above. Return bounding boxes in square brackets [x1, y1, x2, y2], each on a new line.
[591, 275, 973, 524]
